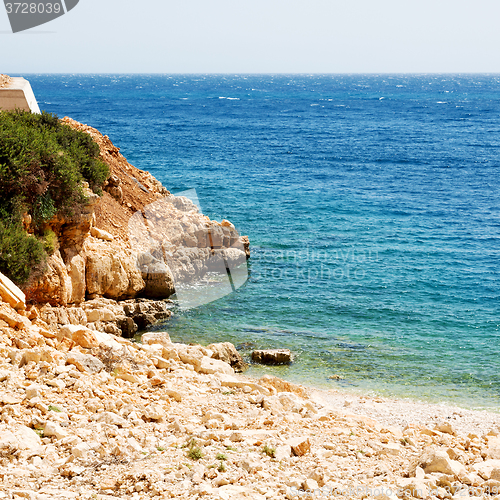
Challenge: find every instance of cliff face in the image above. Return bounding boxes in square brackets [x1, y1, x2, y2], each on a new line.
[24, 118, 249, 311]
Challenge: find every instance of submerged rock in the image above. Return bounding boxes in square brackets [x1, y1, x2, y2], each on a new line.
[251, 348, 292, 365]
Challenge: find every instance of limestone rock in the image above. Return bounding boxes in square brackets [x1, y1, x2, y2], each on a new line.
[0, 271, 26, 310]
[66, 352, 105, 373]
[90, 226, 114, 241]
[199, 356, 234, 375]
[208, 342, 248, 372]
[142, 403, 165, 421]
[288, 436, 311, 456]
[217, 374, 271, 395]
[412, 447, 466, 476]
[0, 303, 31, 330]
[487, 438, 500, 459]
[25, 384, 41, 400]
[435, 421, 456, 435]
[251, 349, 292, 365]
[140, 259, 176, 299]
[85, 308, 115, 323]
[25, 250, 73, 306]
[142, 331, 171, 347]
[275, 444, 292, 460]
[63, 249, 86, 304]
[473, 460, 500, 480]
[59, 324, 99, 348]
[96, 411, 127, 427]
[85, 238, 145, 300]
[43, 421, 68, 440]
[215, 485, 265, 500]
[0, 424, 42, 458]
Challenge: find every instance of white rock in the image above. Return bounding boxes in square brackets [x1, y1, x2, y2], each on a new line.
[43, 421, 68, 440]
[71, 442, 92, 460]
[199, 356, 234, 375]
[473, 460, 500, 480]
[142, 403, 165, 421]
[90, 226, 114, 241]
[25, 384, 41, 400]
[95, 411, 128, 427]
[415, 447, 465, 476]
[435, 421, 456, 435]
[275, 445, 292, 460]
[142, 331, 171, 347]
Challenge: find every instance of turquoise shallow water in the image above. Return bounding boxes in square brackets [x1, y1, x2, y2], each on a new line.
[29, 74, 500, 409]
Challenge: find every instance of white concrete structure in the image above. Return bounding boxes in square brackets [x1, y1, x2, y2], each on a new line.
[0, 77, 40, 114]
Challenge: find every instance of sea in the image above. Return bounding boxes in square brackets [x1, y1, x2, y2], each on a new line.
[27, 74, 500, 410]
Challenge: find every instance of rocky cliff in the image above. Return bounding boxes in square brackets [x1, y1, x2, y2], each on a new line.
[21, 117, 249, 336]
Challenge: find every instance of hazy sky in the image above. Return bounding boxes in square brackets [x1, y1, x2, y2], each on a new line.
[2, 0, 500, 73]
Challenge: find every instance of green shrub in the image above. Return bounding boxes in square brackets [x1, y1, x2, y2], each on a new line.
[0, 110, 109, 223]
[262, 444, 276, 458]
[42, 229, 57, 255]
[0, 219, 46, 285]
[0, 110, 109, 285]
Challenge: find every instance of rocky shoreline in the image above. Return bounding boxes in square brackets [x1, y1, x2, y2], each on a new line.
[1, 289, 500, 500]
[1, 112, 499, 499]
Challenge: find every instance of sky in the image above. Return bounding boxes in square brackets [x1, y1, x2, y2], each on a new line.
[1, 0, 500, 74]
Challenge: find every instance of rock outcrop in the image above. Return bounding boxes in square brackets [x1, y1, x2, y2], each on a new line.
[22, 118, 249, 320]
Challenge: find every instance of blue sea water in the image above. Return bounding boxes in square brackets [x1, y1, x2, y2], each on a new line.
[28, 74, 500, 409]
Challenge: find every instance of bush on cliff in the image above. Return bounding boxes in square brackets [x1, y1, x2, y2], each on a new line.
[0, 219, 46, 286]
[0, 110, 110, 285]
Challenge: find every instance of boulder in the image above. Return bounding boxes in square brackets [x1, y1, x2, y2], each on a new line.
[251, 349, 292, 365]
[487, 438, 500, 459]
[0, 271, 25, 310]
[116, 315, 138, 338]
[85, 308, 115, 323]
[0, 303, 31, 330]
[84, 238, 145, 300]
[59, 324, 99, 348]
[435, 421, 456, 435]
[199, 356, 234, 375]
[96, 412, 128, 427]
[412, 447, 466, 476]
[217, 374, 271, 395]
[43, 421, 68, 440]
[208, 342, 248, 372]
[275, 444, 292, 460]
[24, 250, 73, 306]
[0, 424, 42, 459]
[140, 260, 176, 299]
[473, 460, 500, 480]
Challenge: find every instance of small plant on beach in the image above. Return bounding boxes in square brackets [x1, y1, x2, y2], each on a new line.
[225, 445, 237, 452]
[48, 405, 62, 412]
[215, 452, 227, 461]
[186, 439, 204, 461]
[262, 444, 276, 458]
[157, 446, 166, 452]
[218, 461, 226, 473]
